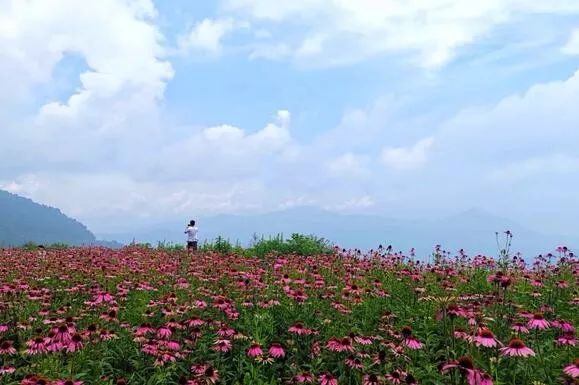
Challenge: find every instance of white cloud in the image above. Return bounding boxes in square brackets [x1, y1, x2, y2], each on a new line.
[178, 18, 248, 54]
[489, 154, 579, 182]
[326, 153, 370, 178]
[562, 28, 579, 55]
[0, 0, 173, 172]
[381, 137, 434, 170]
[149, 110, 295, 181]
[330, 196, 376, 211]
[0, 173, 264, 232]
[222, 0, 579, 68]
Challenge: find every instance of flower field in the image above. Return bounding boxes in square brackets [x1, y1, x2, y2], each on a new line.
[0, 246, 577, 385]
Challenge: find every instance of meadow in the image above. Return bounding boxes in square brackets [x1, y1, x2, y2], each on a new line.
[0, 242, 577, 385]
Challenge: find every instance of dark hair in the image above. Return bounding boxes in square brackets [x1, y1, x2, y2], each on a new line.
[189, 220, 196, 226]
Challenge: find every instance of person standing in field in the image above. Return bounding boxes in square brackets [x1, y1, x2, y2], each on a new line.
[185, 220, 199, 254]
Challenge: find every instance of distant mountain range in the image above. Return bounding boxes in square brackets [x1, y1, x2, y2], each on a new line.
[0, 190, 118, 247]
[1, 189, 575, 257]
[99, 206, 578, 258]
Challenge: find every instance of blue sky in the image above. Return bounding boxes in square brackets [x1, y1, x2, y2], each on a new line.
[1, 0, 579, 236]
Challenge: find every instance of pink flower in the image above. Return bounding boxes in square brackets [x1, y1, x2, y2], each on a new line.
[157, 326, 172, 339]
[500, 338, 535, 357]
[0, 366, 16, 375]
[319, 372, 338, 385]
[268, 343, 285, 358]
[385, 370, 403, 385]
[474, 329, 500, 348]
[527, 312, 550, 330]
[247, 343, 263, 358]
[511, 322, 529, 334]
[555, 332, 577, 346]
[212, 339, 232, 353]
[362, 374, 382, 385]
[289, 322, 313, 336]
[0, 340, 16, 355]
[54, 380, 84, 385]
[201, 367, 219, 384]
[66, 334, 84, 352]
[345, 355, 364, 369]
[135, 323, 154, 337]
[292, 372, 314, 383]
[401, 326, 423, 350]
[26, 336, 48, 355]
[563, 359, 579, 378]
[327, 337, 355, 352]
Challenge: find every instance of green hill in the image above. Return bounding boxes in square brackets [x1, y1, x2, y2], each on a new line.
[0, 190, 96, 246]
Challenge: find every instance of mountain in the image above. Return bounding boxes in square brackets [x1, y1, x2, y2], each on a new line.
[0, 190, 100, 246]
[98, 207, 578, 258]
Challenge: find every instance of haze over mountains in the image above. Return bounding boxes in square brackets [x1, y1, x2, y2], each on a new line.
[99, 206, 577, 258]
[1, 189, 575, 257]
[0, 190, 96, 246]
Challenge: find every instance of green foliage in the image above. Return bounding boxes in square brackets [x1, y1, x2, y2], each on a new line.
[200, 236, 245, 255]
[155, 241, 185, 251]
[249, 233, 333, 257]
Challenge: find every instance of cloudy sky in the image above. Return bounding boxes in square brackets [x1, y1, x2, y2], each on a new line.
[1, 0, 579, 235]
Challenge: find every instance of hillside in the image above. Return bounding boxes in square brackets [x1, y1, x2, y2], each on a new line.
[0, 190, 97, 246]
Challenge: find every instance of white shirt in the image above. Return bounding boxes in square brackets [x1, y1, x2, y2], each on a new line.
[185, 226, 199, 242]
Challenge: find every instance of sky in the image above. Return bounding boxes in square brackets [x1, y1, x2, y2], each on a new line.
[1, 0, 579, 236]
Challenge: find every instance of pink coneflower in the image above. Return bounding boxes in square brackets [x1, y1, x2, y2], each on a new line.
[405, 374, 417, 385]
[511, 322, 529, 334]
[26, 336, 48, 355]
[386, 370, 403, 385]
[0, 324, 8, 333]
[190, 327, 202, 340]
[327, 337, 355, 352]
[354, 335, 373, 345]
[217, 326, 236, 338]
[559, 321, 575, 333]
[289, 321, 312, 336]
[528, 312, 550, 330]
[54, 380, 84, 385]
[0, 340, 16, 355]
[500, 338, 535, 357]
[202, 366, 219, 384]
[319, 372, 338, 385]
[311, 340, 321, 357]
[362, 374, 382, 385]
[563, 359, 579, 378]
[135, 323, 154, 336]
[401, 326, 423, 350]
[441, 356, 492, 385]
[475, 328, 500, 348]
[157, 326, 172, 339]
[292, 372, 314, 383]
[345, 355, 364, 369]
[268, 343, 285, 358]
[165, 340, 181, 351]
[54, 324, 73, 343]
[247, 343, 263, 357]
[66, 334, 84, 353]
[21, 375, 50, 385]
[557, 280, 569, 289]
[454, 328, 469, 340]
[212, 339, 232, 352]
[0, 366, 16, 375]
[186, 317, 205, 327]
[556, 332, 577, 346]
[447, 304, 466, 318]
